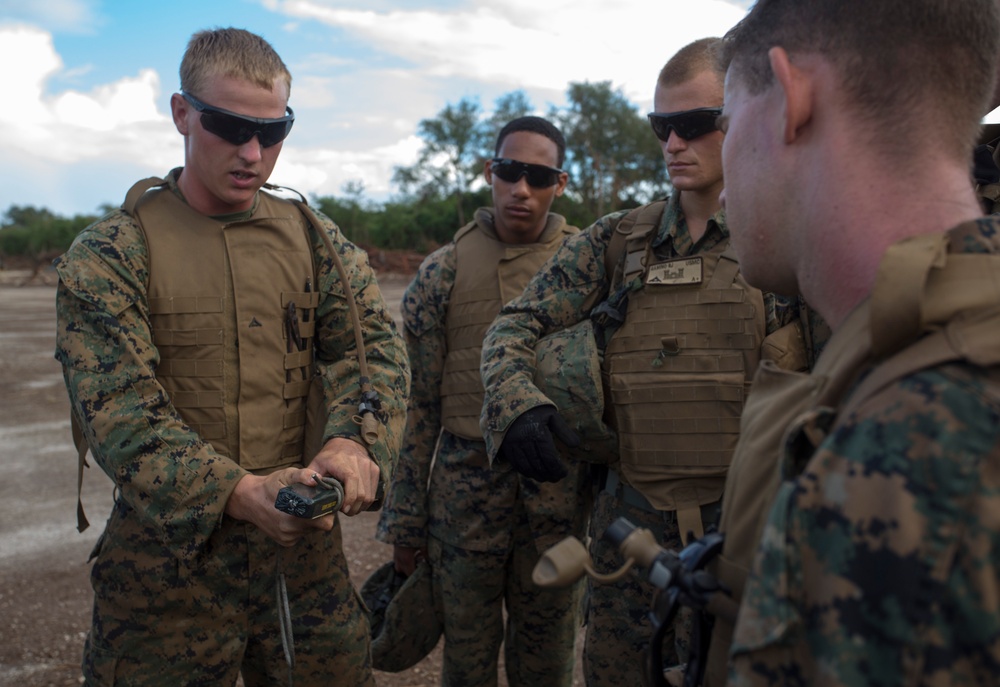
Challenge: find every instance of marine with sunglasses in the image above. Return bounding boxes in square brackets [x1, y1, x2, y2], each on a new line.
[376, 116, 587, 686]
[480, 38, 827, 687]
[53, 28, 409, 686]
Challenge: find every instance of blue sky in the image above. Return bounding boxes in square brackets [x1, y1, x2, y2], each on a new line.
[0, 0, 763, 217]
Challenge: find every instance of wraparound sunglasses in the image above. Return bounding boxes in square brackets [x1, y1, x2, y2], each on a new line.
[182, 91, 295, 148]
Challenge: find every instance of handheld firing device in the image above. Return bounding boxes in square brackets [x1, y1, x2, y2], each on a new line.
[274, 476, 345, 519]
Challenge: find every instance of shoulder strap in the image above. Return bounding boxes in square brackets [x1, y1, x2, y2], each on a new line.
[606, 200, 668, 290]
[838, 329, 959, 421]
[870, 232, 1000, 359]
[71, 410, 91, 532]
[287, 195, 381, 448]
[123, 177, 168, 216]
[707, 243, 740, 289]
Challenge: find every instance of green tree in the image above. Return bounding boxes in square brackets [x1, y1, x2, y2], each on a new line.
[392, 97, 483, 228]
[0, 204, 97, 278]
[479, 90, 535, 157]
[554, 81, 670, 220]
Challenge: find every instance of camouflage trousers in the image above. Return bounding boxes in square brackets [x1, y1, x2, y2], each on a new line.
[83, 498, 373, 686]
[583, 487, 685, 687]
[427, 504, 583, 687]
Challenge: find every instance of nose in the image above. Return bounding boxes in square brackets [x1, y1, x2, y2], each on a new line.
[719, 188, 727, 211]
[237, 135, 264, 162]
[511, 175, 531, 197]
[665, 129, 688, 153]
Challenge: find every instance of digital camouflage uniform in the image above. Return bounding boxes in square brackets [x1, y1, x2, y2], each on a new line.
[55, 169, 409, 687]
[481, 190, 824, 687]
[726, 218, 1000, 687]
[376, 208, 587, 687]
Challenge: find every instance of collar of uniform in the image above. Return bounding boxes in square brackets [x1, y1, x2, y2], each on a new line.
[474, 207, 566, 244]
[165, 166, 260, 222]
[651, 187, 729, 256]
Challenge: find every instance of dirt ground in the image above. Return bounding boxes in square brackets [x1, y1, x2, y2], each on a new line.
[0, 269, 453, 687]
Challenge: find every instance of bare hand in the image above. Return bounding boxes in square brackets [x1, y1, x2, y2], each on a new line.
[307, 437, 380, 516]
[225, 467, 335, 546]
[393, 545, 427, 577]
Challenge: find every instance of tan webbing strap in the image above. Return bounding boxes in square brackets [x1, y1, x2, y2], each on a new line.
[676, 504, 705, 544]
[289, 197, 380, 447]
[921, 254, 1000, 328]
[871, 232, 1000, 359]
[71, 410, 91, 532]
[707, 244, 740, 289]
[843, 307, 1000, 422]
[870, 232, 947, 358]
[123, 177, 167, 215]
[606, 201, 668, 290]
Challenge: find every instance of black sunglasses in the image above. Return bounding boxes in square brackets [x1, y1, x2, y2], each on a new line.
[647, 107, 722, 142]
[490, 158, 565, 188]
[182, 91, 295, 148]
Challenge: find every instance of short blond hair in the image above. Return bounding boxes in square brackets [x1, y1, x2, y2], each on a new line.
[179, 27, 291, 98]
[658, 37, 724, 89]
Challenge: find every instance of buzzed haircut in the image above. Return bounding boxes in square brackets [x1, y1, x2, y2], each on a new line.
[495, 116, 567, 168]
[180, 27, 292, 98]
[720, 0, 1000, 158]
[659, 37, 725, 88]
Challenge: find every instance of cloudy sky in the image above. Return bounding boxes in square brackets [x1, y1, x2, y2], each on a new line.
[0, 0, 766, 217]
[7, 0, 998, 220]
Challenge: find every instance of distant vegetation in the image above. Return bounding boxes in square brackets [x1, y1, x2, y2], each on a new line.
[1, 82, 671, 270]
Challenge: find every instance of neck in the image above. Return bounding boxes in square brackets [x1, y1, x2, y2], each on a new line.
[800, 155, 982, 330]
[679, 182, 723, 244]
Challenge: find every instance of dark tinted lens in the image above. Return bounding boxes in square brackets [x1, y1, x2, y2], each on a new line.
[200, 111, 293, 148]
[184, 92, 294, 148]
[648, 108, 721, 142]
[491, 159, 561, 188]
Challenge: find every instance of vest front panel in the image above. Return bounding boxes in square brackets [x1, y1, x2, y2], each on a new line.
[603, 239, 766, 509]
[136, 188, 317, 470]
[441, 217, 572, 440]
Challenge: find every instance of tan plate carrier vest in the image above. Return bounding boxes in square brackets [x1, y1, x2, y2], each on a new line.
[130, 178, 318, 471]
[702, 229, 1000, 686]
[602, 201, 766, 533]
[441, 214, 576, 440]
[71, 177, 380, 530]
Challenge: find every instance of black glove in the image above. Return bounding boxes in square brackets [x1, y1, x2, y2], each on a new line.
[498, 406, 580, 482]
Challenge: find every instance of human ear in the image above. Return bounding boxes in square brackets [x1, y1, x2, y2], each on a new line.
[768, 46, 813, 144]
[554, 172, 568, 197]
[170, 93, 191, 136]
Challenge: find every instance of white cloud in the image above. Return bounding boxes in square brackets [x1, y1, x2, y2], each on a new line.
[273, 0, 746, 105]
[0, 0, 100, 34]
[0, 2, 751, 215]
[0, 25, 176, 167]
[275, 135, 424, 200]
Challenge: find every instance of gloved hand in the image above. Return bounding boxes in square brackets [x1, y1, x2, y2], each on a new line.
[498, 405, 580, 482]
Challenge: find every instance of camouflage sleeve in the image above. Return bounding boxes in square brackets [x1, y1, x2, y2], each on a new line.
[762, 292, 798, 334]
[729, 363, 1000, 686]
[54, 211, 247, 565]
[479, 212, 623, 460]
[308, 211, 410, 490]
[375, 245, 455, 548]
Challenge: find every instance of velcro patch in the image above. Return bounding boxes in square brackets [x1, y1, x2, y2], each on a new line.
[647, 257, 703, 285]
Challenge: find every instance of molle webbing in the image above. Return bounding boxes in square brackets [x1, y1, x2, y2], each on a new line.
[132, 180, 317, 470]
[604, 237, 765, 512]
[441, 215, 574, 440]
